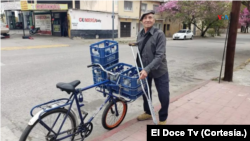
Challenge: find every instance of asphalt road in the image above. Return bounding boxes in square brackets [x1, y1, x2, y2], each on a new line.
[1, 33, 250, 140]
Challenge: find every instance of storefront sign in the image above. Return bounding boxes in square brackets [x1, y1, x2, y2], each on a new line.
[35, 14, 52, 35]
[21, 3, 68, 10]
[20, 1, 28, 10]
[69, 10, 118, 30]
[79, 18, 101, 23]
[1, 2, 21, 10]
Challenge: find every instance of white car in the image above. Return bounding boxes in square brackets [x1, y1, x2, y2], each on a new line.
[1, 21, 9, 35]
[173, 29, 193, 40]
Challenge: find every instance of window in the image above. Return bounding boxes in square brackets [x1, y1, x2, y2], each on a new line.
[183, 24, 187, 29]
[124, 1, 133, 11]
[153, 5, 159, 11]
[178, 29, 186, 33]
[167, 24, 170, 31]
[75, 0, 80, 9]
[141, 3, 147, 12]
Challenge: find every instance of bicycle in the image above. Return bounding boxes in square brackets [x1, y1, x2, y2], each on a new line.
[19, 63, 130, 141]
[19, 41, 158, 141]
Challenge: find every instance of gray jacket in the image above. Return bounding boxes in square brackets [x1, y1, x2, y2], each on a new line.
[136, 26, 168, 78]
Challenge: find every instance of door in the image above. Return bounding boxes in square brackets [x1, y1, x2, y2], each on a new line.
[52, 13, 61, 36]
[120, 22, 131, 37]
[183, 24, 187, 29]
[163, 24, 166, 35]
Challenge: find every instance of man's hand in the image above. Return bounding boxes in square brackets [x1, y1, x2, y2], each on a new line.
[139, 70, 148, 79]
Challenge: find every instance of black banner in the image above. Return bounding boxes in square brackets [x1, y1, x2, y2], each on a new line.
[147, 125, 250, 140]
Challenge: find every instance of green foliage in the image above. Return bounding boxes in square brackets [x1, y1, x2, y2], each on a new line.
[207, 29, 216, 37]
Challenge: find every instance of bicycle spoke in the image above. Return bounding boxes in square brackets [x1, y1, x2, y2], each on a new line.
[106, 102, 125, 127]
[25, 112, 74, 141]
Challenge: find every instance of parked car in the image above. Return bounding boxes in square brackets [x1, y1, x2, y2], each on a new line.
[1, 21, 9, 35]
[173, 29, 193, 40]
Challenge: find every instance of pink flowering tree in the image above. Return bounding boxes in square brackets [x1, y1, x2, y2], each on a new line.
[240, 1, 250, 32]
[157, 1, 230, 37]
[239, 8, 250, 33]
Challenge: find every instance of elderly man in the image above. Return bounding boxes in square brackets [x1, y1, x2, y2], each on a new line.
[136, 10, 170, 125]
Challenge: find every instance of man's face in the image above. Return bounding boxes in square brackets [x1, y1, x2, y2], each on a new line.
[142, 14, 155, 28]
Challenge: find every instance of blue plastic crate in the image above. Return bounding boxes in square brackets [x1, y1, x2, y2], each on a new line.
[90, 40, 119, 58]
[106, 63, 133, 84]
[90, 40, 119, 66]
[110, 84, 146, 100]
[91, 53, 118, 67]
[107, 66, 149, 99]
[93, 76, 105, 84]
[122, 92, 143, 100]
[121, 83, 147, 96]
[91, 60, 118, 82]
[119, 67, 147, 89]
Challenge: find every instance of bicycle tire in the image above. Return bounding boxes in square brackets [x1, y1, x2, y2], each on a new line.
[19, 108, 76, 141]
[102, 100, 127, 130]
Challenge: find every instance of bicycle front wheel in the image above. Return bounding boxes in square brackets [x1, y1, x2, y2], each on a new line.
[20, 108, 76, 141]
[102, 100, 127, 130]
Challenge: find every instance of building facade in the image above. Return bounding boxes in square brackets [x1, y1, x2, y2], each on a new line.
[1, 0, 191, 38]
[118, 0, 165, 38]
[1, 0, 71, 36]
[69, 0, 119, 39]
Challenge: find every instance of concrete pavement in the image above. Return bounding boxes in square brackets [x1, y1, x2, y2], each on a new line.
[89, 63, 250, 141]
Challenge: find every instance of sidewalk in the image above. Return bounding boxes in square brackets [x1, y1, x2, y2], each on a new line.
[90, 63, 250, 141]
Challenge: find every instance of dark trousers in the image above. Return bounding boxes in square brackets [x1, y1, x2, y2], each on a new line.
[143, 71, 170, 121]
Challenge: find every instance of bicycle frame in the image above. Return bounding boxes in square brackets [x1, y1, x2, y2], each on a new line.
[30, 79, 121, 140]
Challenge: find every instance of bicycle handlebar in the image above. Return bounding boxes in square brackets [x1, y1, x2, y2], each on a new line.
[87, 63, 116, 76]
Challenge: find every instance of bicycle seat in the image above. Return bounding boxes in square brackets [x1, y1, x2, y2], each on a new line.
[56, 80, 81, 94]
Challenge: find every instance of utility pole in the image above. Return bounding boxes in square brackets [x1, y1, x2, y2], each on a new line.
[112, 0, 114, 40]
[223, 1, 241, 81]
[138, 0, 142, 33]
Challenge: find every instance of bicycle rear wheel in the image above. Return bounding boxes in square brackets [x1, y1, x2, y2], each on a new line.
[102, 100, 127, 130]
[19, 108, 76, 141]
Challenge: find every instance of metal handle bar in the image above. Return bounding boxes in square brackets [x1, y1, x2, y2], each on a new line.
[87, 63, 118, 76]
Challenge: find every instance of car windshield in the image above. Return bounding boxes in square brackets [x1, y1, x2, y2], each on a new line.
[178, 30, 186, 33]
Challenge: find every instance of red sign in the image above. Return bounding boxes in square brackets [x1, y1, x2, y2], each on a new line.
[79, 18, 101, 22]
[36, 4, 60, 10]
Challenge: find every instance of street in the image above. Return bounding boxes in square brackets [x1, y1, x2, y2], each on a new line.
[1, 33, 250, 140]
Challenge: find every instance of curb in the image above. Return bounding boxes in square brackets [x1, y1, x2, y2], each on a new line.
[89, 80, 211, 141]
[211, 58, 250, 81]
[234, 58, 250, 71]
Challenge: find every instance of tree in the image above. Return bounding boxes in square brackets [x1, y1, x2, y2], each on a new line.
[239, 8, 250, 33]
[241, 1, 250, 10]
[210, 19, 228, 36]
[240, 1, 250, 32]
[158, 1, 230, 37]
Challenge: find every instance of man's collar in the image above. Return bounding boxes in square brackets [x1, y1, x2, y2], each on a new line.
[140, 26, 155, 36]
